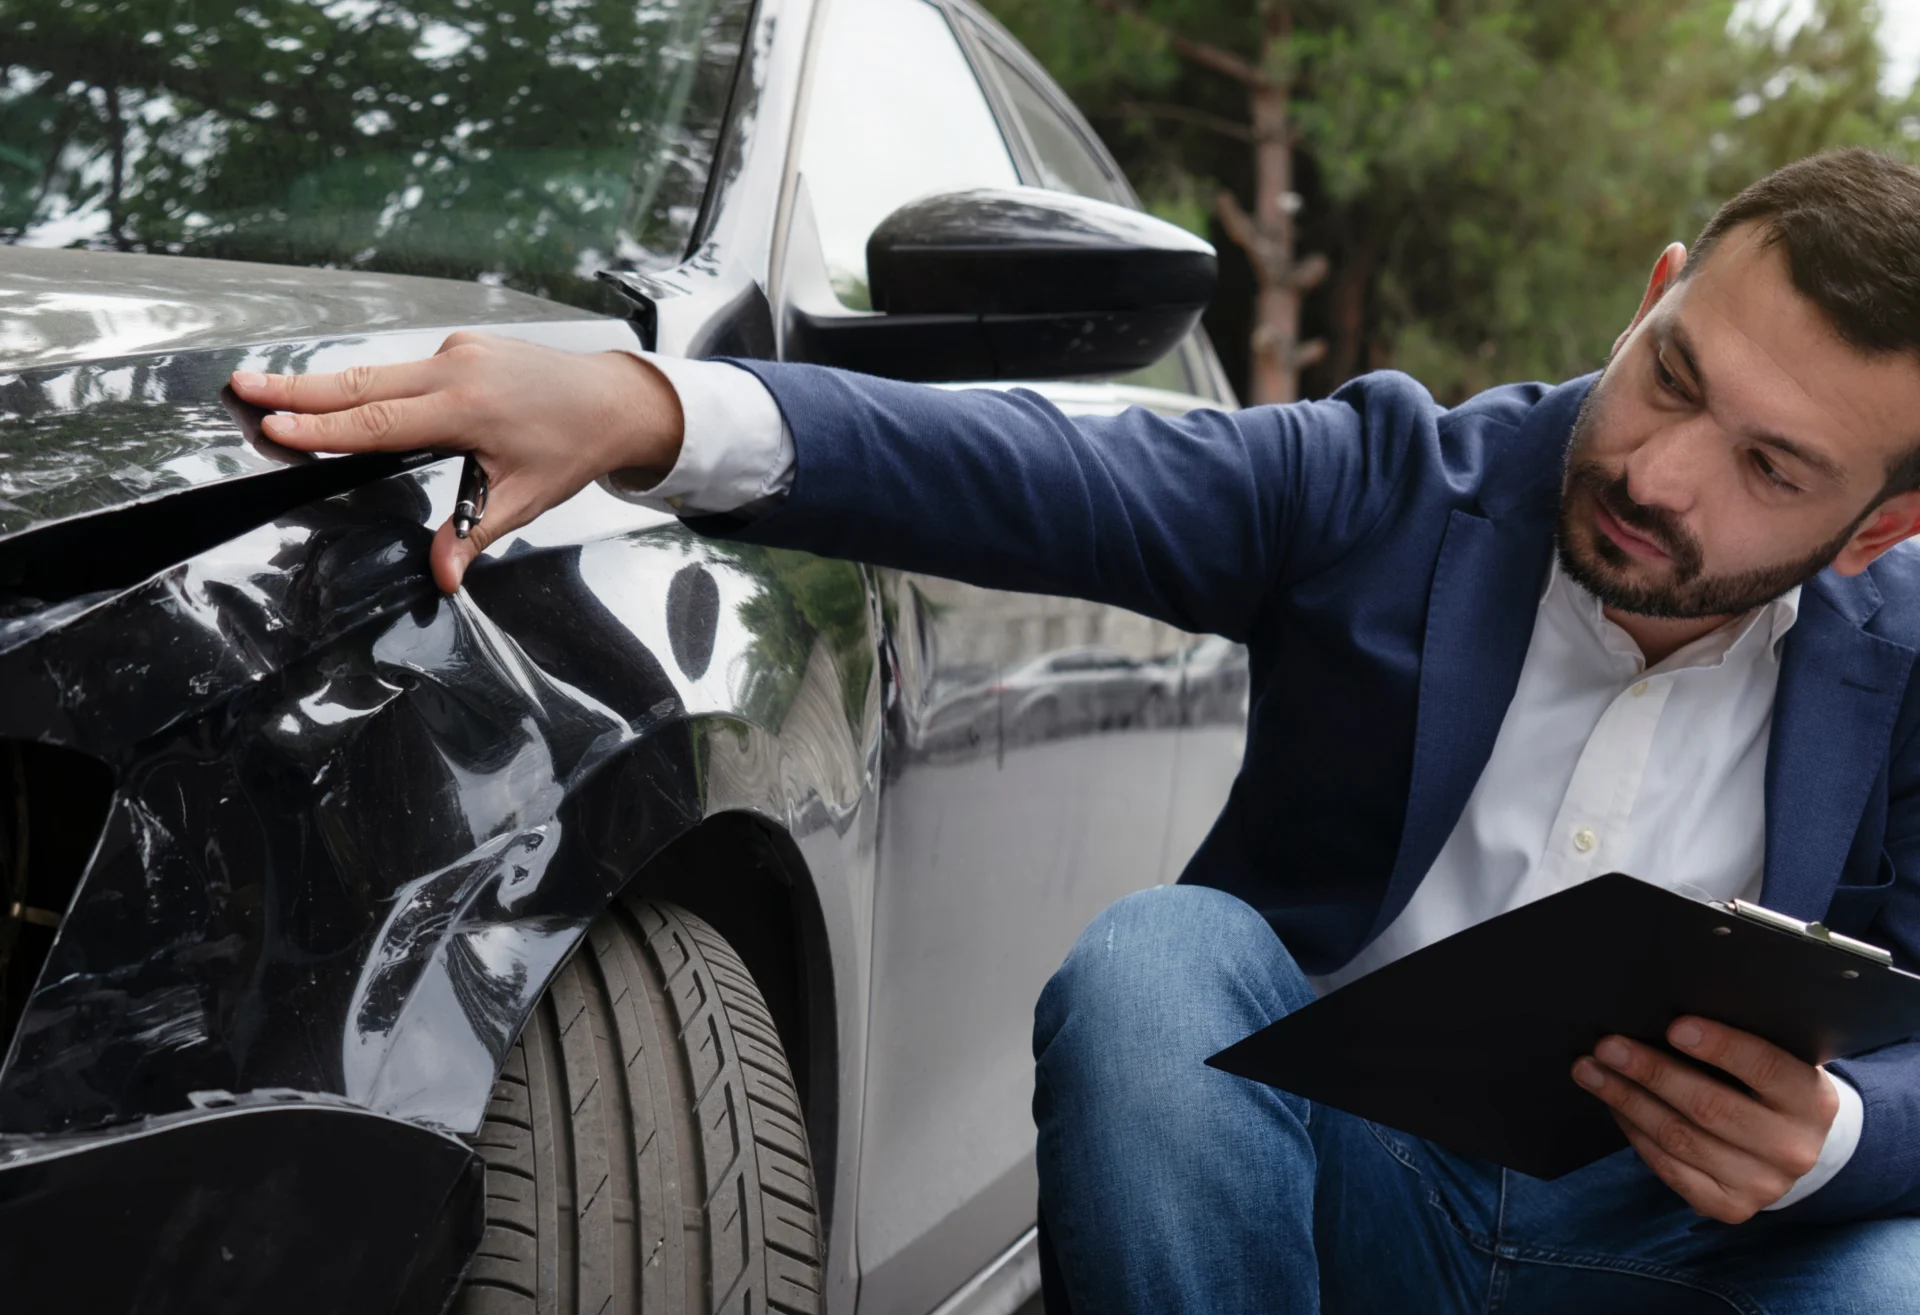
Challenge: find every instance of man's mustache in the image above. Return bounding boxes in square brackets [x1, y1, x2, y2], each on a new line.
[1568, 461, 1705, 580]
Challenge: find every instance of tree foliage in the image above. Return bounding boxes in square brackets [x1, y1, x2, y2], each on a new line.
[984, 0, 1920, 402]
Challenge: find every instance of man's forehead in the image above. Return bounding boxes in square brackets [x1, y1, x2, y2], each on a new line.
[1660, 230, 1920, 476]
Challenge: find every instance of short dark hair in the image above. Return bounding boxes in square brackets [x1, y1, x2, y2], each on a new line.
[1690, 148, 1920, 355]
[1687, 148, 1920, 496]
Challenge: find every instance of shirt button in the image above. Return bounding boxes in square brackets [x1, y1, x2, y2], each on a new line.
[1572, 827, 1598, 853]
[1630, 681, 1650, 697]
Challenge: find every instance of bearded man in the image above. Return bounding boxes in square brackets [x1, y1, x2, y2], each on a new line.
[234, 148, 1920, 1311]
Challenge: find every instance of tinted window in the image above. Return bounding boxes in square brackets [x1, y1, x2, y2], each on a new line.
[798, 0, 1019, 309]
[0, 0, 753, 310]
[980, 47, 1127, 205]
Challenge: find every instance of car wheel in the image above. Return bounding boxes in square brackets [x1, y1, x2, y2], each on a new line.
[455, 895, 823, 1314]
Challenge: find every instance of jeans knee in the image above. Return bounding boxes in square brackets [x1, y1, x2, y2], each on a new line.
[1034, 884, 1308, 1062]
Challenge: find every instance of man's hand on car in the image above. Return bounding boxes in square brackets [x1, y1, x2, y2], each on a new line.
[1573, 1016, 1840, 1223]
[231, 332, 682, 594]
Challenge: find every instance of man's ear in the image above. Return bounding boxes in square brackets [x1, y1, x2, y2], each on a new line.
[1613, 242, 1689, 357]
[1832, 490, 1920, 576]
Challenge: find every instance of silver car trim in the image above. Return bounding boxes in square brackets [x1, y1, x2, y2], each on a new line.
[926, 1225, 1041, 1315]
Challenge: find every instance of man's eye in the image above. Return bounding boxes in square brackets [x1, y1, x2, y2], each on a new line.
[1653, 353, 1685, 397]
[1751, 450, 1800, 493]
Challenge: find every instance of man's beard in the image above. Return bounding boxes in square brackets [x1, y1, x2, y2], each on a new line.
[1557, 384, 1865, 619]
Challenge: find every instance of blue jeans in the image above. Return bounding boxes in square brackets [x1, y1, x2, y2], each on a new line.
[1032, 885, 1920, 1314]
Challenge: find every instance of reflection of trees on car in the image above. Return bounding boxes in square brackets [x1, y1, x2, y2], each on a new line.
[710, 544, 875, 737]
[0, 0, 750, 307]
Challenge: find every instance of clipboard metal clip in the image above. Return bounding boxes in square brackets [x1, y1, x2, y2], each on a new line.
[1723, 899, 1894, 967]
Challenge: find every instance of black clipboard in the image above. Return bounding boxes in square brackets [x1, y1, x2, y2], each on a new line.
[1206, 873, 1920, 1180]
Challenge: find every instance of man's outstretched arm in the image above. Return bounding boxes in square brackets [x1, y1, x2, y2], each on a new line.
[232, 332, 1437, 637]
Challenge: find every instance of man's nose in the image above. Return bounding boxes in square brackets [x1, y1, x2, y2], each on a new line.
[1621, 420, 1712, 516]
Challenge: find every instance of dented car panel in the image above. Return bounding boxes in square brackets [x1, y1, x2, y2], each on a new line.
[0, 339, 879, 1136]
[0, 329, 887, 1314]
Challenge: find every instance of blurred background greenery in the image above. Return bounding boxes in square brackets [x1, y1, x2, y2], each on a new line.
[980, 0, 1920, 404]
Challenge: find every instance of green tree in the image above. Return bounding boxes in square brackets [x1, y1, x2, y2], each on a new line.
[985, 0, 1918, 404]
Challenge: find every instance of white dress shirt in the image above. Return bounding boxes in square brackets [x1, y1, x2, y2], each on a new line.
[599, 350, 1860, 1206]
[1323, 559, 1795, 997]
[599, 353, 796, 514]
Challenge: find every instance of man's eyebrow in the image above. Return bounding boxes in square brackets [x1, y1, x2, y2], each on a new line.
[1664, 320, 1847, 486]
[1750, 430, 1846, 484]
[1665, 321, 1706, 393]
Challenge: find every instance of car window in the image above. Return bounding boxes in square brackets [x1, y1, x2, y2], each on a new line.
[969, 32, 1203, 397]
[0, 0, 753, 311]
[798, 0, 1020, 309]
[977, 46, 1129, 206]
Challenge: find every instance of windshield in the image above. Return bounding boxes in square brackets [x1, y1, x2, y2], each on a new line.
[0, 0, 753, 311]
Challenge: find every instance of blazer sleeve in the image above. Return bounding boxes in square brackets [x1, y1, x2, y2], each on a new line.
[689, 360, 1441, 642]
[1786, 733, 1920, 1223]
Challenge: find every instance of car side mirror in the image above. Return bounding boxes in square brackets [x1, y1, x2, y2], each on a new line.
[785, 186, 1216, 384]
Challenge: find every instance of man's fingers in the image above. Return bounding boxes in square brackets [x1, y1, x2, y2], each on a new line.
[429, 519, 484, 596]
[1614, 1117, 1754, 1223]
[231, 356, 448, 415]
[428, 472, 539, 593]
[260, 394, 457, 453]
[1588, 1035, 1777, 1150]
[1572, 1056, 1783, 1195]
[1666, 1017, 1829, 1113]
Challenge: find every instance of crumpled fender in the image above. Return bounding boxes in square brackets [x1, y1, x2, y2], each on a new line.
[0, 338, 878, 1140]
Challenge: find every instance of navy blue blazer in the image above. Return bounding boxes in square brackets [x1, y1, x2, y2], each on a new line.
[712, 360, 1920, 1223]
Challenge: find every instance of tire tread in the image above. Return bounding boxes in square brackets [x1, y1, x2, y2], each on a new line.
[454, 898, 822, 1314]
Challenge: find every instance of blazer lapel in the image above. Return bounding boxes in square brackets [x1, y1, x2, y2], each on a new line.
[1365, 504, 1556, 944]
[1360, 377, 1593, 949]
[1762, 570, 1915, 919]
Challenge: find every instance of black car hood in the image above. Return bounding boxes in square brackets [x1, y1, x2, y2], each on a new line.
[0, 246, 596, 373]
[0, 250, 641, 623]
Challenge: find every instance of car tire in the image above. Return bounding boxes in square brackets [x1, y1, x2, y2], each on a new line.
[455, 895, 824, 1315]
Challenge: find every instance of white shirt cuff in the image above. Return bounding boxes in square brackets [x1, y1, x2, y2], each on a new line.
[1763, 1068, 1864, 1210]
[596, 351, 796, 516]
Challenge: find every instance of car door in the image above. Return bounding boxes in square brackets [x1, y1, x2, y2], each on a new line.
[783, 4, 1242, 1309]
[953, 11, 1251, 884]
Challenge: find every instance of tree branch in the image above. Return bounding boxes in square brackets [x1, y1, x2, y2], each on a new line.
[1108, 101, 1259, 143]
[1216, 189, 1330, 295]
[1288, 251, 1330, 291]
[1214, 188, 1286, 283]
[1090, 0, 1274, 89]
[1291, 338, 1328, 368]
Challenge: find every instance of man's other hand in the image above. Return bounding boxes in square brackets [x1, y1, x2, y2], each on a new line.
[1572, 1017, 1839, 1223]
[230, 332, 685, 594]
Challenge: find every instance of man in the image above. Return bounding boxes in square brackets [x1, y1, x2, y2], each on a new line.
[233, 148, 1920, 1310]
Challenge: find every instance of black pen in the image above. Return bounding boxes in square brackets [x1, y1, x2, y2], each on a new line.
[452, 454, 489, 540]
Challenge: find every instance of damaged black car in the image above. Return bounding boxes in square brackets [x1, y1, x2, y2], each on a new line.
[0, 0, 1247, 1310]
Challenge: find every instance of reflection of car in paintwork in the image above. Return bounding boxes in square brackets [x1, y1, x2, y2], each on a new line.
[1182, 633, 1255, 729]
[992, 647, 1180, 746]
[0, 0, 1248, 1312]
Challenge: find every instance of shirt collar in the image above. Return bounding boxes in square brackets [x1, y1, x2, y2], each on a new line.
[1541, 555, 1801, 669]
